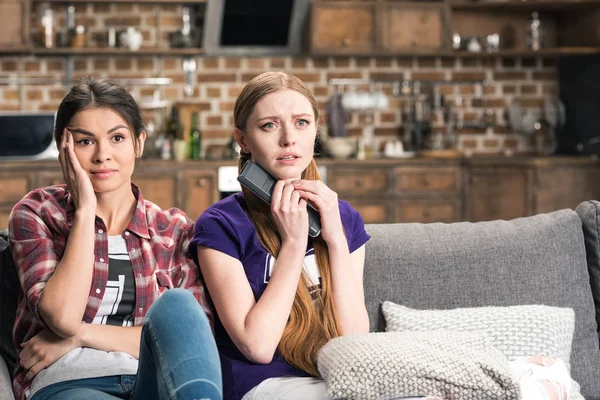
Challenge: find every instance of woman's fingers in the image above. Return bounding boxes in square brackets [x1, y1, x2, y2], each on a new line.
[67, 130, 84, 173]
[25, 360, 45, 381]
[270, 179, 286, 210]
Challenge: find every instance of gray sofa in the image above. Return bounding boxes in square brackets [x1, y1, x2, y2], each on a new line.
[1, 201, 600, 399]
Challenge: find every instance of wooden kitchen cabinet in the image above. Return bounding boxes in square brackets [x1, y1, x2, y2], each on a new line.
[311, 1, 448, 56]
[134, 174, 178, 211]
[0, 158, 598, 228]
[535, 164, 600, 213]
[396, 200, 459, 223]
[394, 165, 461, 223]
[0, 172, 31, 229]
[326, 164, 393, 223]
[182, 170, 218, 222]
[466, 167, 532, 222]
[379, 2, 447, 53]
[0, 207, 12, 230]
[0, 0, 26, 48]
[311, 2, 376, 55]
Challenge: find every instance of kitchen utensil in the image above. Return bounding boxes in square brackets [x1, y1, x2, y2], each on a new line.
[119, 27, 142, 51]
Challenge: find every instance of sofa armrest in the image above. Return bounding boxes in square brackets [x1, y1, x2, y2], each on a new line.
[0, 355, 14, 400]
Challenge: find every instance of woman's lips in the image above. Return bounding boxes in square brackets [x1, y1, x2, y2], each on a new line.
[90, 170, 117, 179]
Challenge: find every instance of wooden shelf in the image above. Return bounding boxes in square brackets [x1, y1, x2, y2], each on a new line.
[0, 46, 33, 55]
[451, 0, 600, 10]
[29, 47, 205, 56]
[31, 0, 207, 3]
[450, 47, 600, 56]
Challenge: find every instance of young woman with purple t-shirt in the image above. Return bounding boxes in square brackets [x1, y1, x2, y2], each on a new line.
[189, 72, 572, 400]
[189, 71, 370, 400]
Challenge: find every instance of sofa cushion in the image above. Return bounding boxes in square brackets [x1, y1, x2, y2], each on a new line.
[363, 209, 600, 400]
[575, 200, 600, 344]
[382, 303, 575, 368]
[0, 229, 18, 380]
[317, 330, 519, 400]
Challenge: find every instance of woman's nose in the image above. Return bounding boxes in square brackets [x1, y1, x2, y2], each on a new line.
[93, 142, 111, 163]
[279, 124, 296, 147]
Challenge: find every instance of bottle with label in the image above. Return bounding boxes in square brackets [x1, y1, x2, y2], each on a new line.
[188, 112, 202, 160]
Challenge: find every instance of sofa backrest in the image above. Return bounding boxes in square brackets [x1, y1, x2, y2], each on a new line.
[363, 209, 600, 400]
[576, 200, 600, 344]
[0, 229, 18, 380]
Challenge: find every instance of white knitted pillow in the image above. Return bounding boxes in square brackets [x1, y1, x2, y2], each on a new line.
[317, 330, 520, 400]
[382, 302, 575, 368]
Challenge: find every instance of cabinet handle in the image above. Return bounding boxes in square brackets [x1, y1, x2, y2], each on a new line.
[422, 178, 430, 187]
[422, 210, 431, 219]
[341, 38, 352, 47]
[354, 178, 363, 188]
[197, 178, 207, 187]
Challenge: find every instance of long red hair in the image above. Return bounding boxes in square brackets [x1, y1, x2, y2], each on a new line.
[234, 72, 340, 376]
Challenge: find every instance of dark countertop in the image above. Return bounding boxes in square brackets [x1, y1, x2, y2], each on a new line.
[1, 155, 600, 170]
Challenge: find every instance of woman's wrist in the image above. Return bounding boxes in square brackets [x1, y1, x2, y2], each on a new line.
[323, 235, 348, 251]
[280, 239, 307, 257]
[74, 206, 96, 220]
[75, 322, 88, 348]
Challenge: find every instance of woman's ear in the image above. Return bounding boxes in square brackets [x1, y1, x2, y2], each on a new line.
[136, 131, 147, 158]
[234, 128, 250, 155]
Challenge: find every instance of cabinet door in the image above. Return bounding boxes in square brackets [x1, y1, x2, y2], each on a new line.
[134, 174, 177, 211]
[183, 171, 218, 222]
[0, 0, 24, 47]
[535, 165, 600, 213]
[380, 3, 446, 52]
[466, 168, 531, 222]
[311, 2, 376, 55]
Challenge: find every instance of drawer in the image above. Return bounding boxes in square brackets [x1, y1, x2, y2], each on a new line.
[396, 201, 459, 223]
[351, 203, 390, 224]
[0, 177, 29, 204]
[328, 169, 389, 195]
[396, 167, 458, 193]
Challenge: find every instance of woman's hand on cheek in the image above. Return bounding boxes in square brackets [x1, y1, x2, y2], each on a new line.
[19, 329, 80, 381]
[270, 179, 309, 245]
[59, 129, 96, 212]
[291, 180, 344, 244]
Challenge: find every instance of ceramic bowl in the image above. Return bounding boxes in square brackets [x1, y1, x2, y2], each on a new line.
[323, 137, 356, 159]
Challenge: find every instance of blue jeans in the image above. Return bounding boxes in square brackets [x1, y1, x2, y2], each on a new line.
[31, 289, 222, 400]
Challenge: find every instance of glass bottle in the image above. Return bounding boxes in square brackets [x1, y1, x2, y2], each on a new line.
[39, 4, 55, 49]
[167, 107, 182, 139]
[188, 112, 202, 160]
[528, 12, 542, 51]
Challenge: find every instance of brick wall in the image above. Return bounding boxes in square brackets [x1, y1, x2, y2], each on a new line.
[0, 3, 557, 155]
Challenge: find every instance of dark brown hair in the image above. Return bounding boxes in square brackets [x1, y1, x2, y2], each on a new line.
[54, 77, 145, 151]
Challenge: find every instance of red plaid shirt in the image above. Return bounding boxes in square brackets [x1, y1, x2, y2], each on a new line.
[8, 183, 213, 400]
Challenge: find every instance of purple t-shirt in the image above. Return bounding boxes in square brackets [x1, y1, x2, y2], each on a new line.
[189, 192, 370, 400]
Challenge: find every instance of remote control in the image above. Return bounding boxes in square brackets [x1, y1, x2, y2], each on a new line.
[238, 160, 322, 238]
